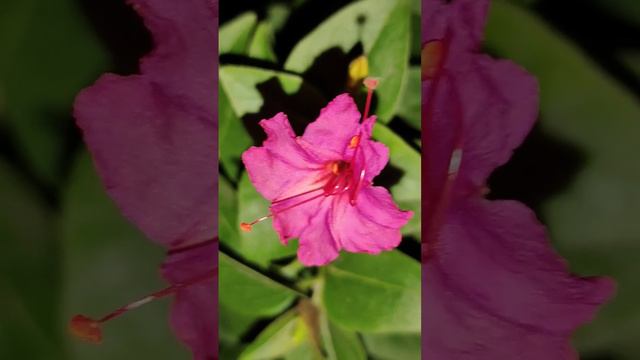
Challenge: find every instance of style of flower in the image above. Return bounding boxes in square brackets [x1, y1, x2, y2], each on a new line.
[422, 0, 615, 358]
[70, 0, 218, 359]
[241, 80, 413, 266]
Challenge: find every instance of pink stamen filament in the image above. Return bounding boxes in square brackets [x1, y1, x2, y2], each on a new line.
[70, 270, 215, 344]
[362, 77, 377, 121]
[241, 191, 328, 231]
[349, 168, 366, 205]
[272, 186, 325, 205]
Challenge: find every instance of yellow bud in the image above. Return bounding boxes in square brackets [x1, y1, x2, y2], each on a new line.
[348, 55, 369, 86]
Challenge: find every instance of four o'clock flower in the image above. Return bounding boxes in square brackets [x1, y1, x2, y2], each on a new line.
[70, 0, 218, 359]
[241, 79, 413, 266]
[422, 0, 614, 358]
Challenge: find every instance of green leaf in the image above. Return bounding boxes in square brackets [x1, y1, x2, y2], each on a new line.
[396, 66, 421, 130]
[220, 65, 305, 116]
[234, 172, 298, 266]
[219, 81, 252, 180]
[367, 0, 412, 122]
[220, 343, 247, 360]
[486, 0, 640, 355]
[373, 123, 421, 238]
[362, 333, 421, 360]
[60, 152, 186, 359]
[219, 12, 258, 55]
[219, 65, 309, 180]
[409, 3, 421, 58]
[248, 22, 278, 62]
[238, 311, 301, 360]
[219, 175, 240, 249]
[0, 0, 107, 185]
[284, 342, 323, 360]
[239, 310, 323, 360]
[323, 251, 420, 333]
[0, 159, 63, 359]
[321, 318, 367, 360]
[219, 252, 297, 317]
[219, 303, 258, 345]
[284, 0, 394, 72]
[284, 0, 412, 122]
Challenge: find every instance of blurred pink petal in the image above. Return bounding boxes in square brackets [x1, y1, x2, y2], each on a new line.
[424, 199, 614, 359]
[162, 240, 217, 360]
[73, 0, 217, 358]
[242, 94, 411, 266]
[423, 0, 614, 358]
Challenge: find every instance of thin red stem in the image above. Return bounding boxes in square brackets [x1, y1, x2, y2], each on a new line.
[362, 86, 374, 120]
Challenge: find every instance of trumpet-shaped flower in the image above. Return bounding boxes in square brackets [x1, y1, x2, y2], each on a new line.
[241, 83, 412, 266]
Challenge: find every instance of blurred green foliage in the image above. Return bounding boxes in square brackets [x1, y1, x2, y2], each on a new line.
[0, 0, 107, 186]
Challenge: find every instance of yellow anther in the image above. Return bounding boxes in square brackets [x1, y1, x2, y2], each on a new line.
[349, 135, 361, 149]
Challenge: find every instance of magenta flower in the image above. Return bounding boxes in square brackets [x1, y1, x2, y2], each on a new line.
[70, 0, 217, 358]
[241, 81, 413, 266]
[423, 0, 614, 358]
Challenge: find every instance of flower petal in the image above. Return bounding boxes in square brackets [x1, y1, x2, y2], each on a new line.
[423, 0, 449, 43]
[423, 0, 489, 54]
[73, 0, 217, 248]
[271, 192, 328, 244]
[423, 198, 614, 358]
[75, 76, 217, 248]
[448, 0, 490, 53]
[296, 201, 340, 266]
[424, 261, 581, 360]
[331, 186, 412, 253]
[161, 240, 217, 360]
[301, 94, 361, 157]
[453, 58, 539, 195]
[242, 112, 323, 201]
[359, 117, 390, 181]
[423, 59, 538, 235]
[423, 1, 613, 358]
[131, 0, 218, 113]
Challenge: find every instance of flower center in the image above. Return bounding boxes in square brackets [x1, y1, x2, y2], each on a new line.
[322, 155, 365, 199]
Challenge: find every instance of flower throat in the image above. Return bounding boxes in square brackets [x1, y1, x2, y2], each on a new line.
[240, 77, 379, 233]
